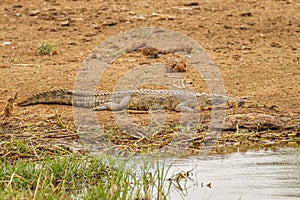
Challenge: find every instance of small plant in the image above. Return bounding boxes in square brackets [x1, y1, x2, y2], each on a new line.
[37, 42, 58, 55]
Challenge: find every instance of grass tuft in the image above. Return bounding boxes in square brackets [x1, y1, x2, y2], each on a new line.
[37, 42, 58, 55]
[0, 154, 173, 199]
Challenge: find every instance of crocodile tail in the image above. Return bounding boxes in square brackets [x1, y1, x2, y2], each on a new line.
[17, 89, 73, 106]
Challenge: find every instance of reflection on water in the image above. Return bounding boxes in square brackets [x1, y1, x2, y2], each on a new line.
[166, 148, 300, 200]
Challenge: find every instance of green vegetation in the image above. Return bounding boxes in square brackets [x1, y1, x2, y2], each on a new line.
[37, 42, 58, 55]
[0, 154, 173, 199]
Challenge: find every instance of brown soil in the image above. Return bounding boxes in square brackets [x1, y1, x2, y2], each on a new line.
[0, 0, 299, 158]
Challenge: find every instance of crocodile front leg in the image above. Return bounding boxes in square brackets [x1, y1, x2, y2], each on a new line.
[175, 104, 195, 112]
[174, 99, 199, 112]
[94, 96, 131, 111]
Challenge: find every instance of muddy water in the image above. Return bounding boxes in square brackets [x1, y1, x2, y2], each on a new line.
[166, 148, 299, 200]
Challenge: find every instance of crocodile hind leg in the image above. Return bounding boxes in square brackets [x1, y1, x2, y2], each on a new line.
[93, 96, 131, 111]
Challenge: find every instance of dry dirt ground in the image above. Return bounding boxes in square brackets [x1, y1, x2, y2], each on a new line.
[0, 0, 299, 158]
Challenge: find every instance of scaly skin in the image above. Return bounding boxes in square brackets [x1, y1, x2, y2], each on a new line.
[17, 89, 245, 111]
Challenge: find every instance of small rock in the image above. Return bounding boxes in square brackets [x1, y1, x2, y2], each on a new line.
[13, 5, 23, 8]
[239, 25, 249, 30]
[152, 12, 176, 20]
[29, 10, 40, 16]
[224, 25, 232, 29]
[259, 33, 265, 38]
[1, 41, 12, 46]
[129, 11, 136, 15]
[102, 21, 118, 26]
[240, 12, 252, 17]
[84, 32, 97, 37]
[270, 42, 281, 48]
[61, 20, 70, 26]
[135, 16, 146, 21]
[183, 2, 199, 6]
[241, 45, 251, 50]
[232, 54, 241, 60]
[82, 37, 92, 42]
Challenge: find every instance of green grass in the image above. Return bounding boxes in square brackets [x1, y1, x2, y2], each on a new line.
[0, 154, 173, 200]
[37, 42, 58, 55]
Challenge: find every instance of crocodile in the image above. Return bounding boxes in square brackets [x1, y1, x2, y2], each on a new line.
[17, 89, 245, 112]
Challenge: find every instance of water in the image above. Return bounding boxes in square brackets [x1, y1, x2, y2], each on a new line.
[166, 148, 300, 200]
